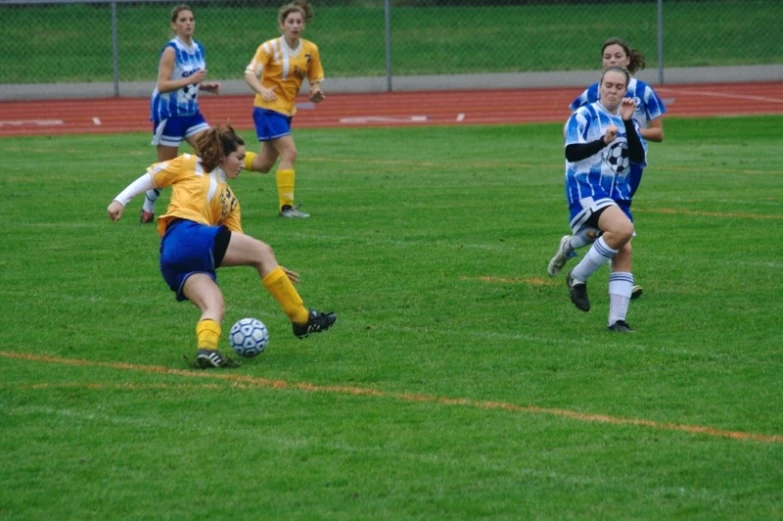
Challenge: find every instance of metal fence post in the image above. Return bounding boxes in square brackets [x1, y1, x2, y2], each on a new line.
[657, 0, 664, 85]
[385, 0, 392, 92]
[111, 1, 119, 96]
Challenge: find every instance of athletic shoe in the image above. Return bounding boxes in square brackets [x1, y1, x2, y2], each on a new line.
[140, 209, 155, 224]
[279, 204, 310, 219]
[292, 308, 337, 339]
[607, 320, 635, 333]
[566, 269, 590, 312]
[631, 285, 643, 300]
[195, 349, 238, 369]
[547, 235, 577, 277]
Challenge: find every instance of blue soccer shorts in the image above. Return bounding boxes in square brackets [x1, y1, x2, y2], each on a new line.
[151, 113, 209, 148]
[252, 108, 293, 141]
[159, 219, 231, 301]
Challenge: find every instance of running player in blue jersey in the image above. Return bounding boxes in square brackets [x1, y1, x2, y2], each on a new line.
[142, 4, 221, 224]
[548, 38, 666, 300]
[107, 125, 337, 368]
[559, 66, 646, 332]
[242, 0, 325, 219]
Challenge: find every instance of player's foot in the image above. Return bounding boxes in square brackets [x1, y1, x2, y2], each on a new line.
[292, 308, 337, 339]
[607, 320, 635, 333]
[631, 285, 643, 300]
[140, 209, 155, 224]
[547, 235, 577, 277]
[279, 204, 310, 219]
[566, 269, 590, 312]
[195, 349, 238, 369]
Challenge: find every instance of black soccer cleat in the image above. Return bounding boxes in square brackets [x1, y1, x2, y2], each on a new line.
[630, 285, 643, 300]
[566, 269, 590, 312]
[292, 308, 337, 339]
[607, 320, 636, 333]
[195, 349, 239, 369]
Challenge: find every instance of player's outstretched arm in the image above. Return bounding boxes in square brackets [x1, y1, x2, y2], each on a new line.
[108, 173, 155, 222]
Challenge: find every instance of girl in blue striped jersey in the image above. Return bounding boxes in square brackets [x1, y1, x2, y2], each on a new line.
[559, 66, 646, 332]
[548, 38, 666, 300]
[142, 4, 220, 223]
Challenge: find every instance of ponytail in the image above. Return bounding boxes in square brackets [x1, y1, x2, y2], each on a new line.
[195, 125, 245, 171]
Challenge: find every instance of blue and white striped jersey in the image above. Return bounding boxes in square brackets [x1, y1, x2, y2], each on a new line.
[569, 77, 667, 131]
[150, 38, 207, 121]
[564, 102, 646, 209]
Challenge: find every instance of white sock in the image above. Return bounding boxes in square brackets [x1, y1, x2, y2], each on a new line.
[608, 272, 634, 325]
[570, 229, 596, 250]
[142, 189, 160, 213]
[570, 237, 617, 282]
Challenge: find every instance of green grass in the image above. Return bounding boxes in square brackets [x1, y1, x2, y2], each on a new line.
[1, 116, 783, 520]
[1, 0, 781, 83]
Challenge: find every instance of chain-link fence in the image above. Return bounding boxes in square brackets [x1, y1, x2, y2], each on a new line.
[1, 0, 781, 99]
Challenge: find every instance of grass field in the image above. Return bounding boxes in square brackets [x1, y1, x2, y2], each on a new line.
[1, 0, 782, 83]
[1, 116, 782, 520]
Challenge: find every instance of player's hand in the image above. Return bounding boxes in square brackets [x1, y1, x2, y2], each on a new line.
[107, 200, 125, 222]
[604, 125, 619, 143]
[309, 89, 325, 103]
[619, 98, 637, 120]
[190, 69, 207, 85]
[202, 82, 221, 94]
[280, 266, 300, 284]
[261, 87, 277, 102]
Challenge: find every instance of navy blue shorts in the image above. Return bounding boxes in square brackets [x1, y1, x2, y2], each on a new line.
[159, 220, 230, 301]
[151, 112, 209, 148]
[252, 108, 292, 141]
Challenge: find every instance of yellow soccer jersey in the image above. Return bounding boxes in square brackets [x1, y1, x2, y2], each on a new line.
[246, 37, 324, 116]
[149, 154, 243, 237]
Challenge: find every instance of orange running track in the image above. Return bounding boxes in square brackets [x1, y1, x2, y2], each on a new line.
[1, 82, 781, 137]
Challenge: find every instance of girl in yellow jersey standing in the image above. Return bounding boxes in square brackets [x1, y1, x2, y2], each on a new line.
[243, 0, 325, 218]
[107, 125, 336, 369]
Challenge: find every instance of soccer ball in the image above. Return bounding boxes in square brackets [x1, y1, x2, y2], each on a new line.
[228, 318, 269, 358]
[606, 143, 629, 175]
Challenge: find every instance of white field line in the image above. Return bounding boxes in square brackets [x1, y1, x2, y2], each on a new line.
[0, 402, 726, 497]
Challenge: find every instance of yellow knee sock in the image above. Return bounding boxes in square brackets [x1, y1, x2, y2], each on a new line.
[196, 319, 221, 351]
[262, 266, 309, 324]
[243, 151, 257, 172]
[276, 169, 295, 210]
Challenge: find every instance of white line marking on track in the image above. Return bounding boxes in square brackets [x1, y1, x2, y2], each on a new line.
[339, 115, 429, 124]
[0, 119, 64, 127]
[657, 89, 783, 103]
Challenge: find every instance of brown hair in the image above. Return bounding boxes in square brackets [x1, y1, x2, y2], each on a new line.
[170, 4, 193, 23]
[600, 66, 631, 89]
[601, 37, 646, 75]
[195, 125, 245, 172]
[278, 0, 313, 25]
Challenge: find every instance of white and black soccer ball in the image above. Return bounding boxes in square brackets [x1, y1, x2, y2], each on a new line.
[228, 318, 269, 358]
[182, 82, 198, 101]
[606, 143, 630, 175]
